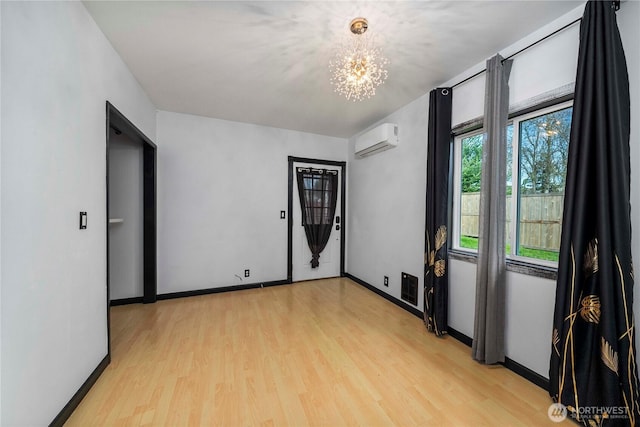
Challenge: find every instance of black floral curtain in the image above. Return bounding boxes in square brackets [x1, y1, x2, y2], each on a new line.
[296, 168, 338, 268]
[549, 1, 640, 425]
[424, 88, 452, 336]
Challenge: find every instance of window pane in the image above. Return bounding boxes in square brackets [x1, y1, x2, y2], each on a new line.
[458, 130, 513, 255]
[517, 106, 572, 262]
[459, 134, 483, 250]
[313, 177, 323, 191]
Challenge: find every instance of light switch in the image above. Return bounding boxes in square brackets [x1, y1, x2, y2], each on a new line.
[79, 212, 87, 229]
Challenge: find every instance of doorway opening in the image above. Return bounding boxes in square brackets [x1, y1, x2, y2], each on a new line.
[106, 102, 157, 351]
[287, 156, 346, 282]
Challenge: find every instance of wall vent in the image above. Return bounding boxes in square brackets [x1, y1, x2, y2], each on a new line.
[401, 272, 418, 306]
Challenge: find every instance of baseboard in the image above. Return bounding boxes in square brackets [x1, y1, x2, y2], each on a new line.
[447, 327, 473, 346]
[262, 279, 291, 288]
[157, 279, 289, 300]
[503, 357, 549, 390]
[342, 276, 550, 392]
[447, 327, 550, 391]
[49, 354, 110, 427]
[110, 296, 144, 306]
[344, 273, 423, 319]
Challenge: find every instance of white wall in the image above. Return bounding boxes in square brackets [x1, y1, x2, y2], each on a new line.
[443, 5, 584, 378]
[0, 2, 156, 425]
[345, 4, 582, 322]
[443, 2, 640, 378]
[0, 3, 3, 418]
[451, 7, 581, 125]
[156, 111, 347, 294]
[0, 2, 636, 424]
[346, 95, 429, 308]
[447, 259, 476, 337]
[618, 0, 640, 341]
[347, 1, 640, 380]
[108, 131, 144, 300]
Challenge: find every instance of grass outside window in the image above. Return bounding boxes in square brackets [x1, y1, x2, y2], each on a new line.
[459, 235, 559, 262]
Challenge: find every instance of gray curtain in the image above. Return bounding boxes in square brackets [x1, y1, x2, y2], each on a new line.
[472, 54, 512, 364]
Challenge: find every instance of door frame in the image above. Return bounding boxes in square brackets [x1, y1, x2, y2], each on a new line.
[287, 156, 346, 282]
[106, 101, 157, 349]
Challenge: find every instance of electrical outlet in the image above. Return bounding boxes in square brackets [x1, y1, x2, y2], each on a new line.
[244, 269, 250, 278]
[384, 276, 389, 287]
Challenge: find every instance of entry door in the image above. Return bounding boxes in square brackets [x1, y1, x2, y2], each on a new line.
[292, 162, 341, 282]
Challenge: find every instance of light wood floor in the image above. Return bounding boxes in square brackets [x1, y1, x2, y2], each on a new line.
[66, 278, 562, 426]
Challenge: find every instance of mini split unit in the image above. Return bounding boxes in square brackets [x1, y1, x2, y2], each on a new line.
[354, 123, 399, 157]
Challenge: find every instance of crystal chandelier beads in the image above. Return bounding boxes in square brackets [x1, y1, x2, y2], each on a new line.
[329, 18, 389, 102]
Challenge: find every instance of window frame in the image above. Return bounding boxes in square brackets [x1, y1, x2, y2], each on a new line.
[451, 127, 484, 256]
[451, 100, 573, 269]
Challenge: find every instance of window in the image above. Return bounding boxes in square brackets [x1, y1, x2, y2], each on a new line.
[452, 102, 573, 266]
[456, 132, 484, 250]
[298, 169, 338, 225]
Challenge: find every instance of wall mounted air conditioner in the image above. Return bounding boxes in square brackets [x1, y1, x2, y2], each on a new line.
[354, 123, 399, 157]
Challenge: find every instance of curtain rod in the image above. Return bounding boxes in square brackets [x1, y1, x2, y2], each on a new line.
[451, 17, 582, 89]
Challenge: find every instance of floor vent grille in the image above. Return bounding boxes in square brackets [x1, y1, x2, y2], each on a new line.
[401, 272, 418, 306]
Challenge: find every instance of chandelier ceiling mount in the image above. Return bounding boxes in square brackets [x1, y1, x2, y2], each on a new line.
[349, 17, 368, 35]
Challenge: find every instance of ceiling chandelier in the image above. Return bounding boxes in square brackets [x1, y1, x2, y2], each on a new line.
[329, 17, 389, 102]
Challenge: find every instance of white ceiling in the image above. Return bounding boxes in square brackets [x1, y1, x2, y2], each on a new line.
[84, 1, 582, 138]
